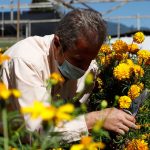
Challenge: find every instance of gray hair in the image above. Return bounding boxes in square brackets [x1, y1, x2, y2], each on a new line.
[55, 8, 107, 52]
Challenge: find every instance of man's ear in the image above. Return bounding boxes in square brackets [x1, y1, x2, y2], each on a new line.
[54, 35, 61, 48]
[53, 35, 62, 60]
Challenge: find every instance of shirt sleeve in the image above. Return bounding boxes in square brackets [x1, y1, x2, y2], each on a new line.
[54, 115, 89, 143]
[1, 57, 89, 142]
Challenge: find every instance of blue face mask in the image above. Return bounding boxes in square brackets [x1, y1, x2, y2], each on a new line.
[57, 60, 85, 80]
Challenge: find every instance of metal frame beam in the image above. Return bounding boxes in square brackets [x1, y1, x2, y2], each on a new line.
[70, 0, 149, 3]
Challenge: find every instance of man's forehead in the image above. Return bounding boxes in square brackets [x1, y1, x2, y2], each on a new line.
[66, 40, 99, 60]
[74, 37, 99, 53]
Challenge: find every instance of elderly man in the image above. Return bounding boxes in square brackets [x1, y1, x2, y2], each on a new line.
[1, 8, 136, 142]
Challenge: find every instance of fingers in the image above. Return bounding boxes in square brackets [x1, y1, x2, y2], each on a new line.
[101, 108, 138, 134]
[123, 119, 137, 129]
[114, 123, 129, 135]
[116, 128, 125, 135]
[118, 124, 129, 132]
[125, 113, 136, 123]
[115, 111, 137, 134]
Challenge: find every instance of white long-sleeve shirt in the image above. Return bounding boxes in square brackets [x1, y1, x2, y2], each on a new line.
[1, 34, 98, 142]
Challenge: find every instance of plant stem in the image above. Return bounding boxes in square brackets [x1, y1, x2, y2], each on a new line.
[2, 108, 9, 150]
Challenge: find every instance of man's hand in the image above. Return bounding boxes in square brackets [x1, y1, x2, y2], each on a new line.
[85, 108, 137, 135]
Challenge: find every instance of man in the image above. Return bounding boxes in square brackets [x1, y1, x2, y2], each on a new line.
[1, 9, 136, 142]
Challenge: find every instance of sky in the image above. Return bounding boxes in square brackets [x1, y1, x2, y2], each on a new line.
[0, 0, 150, 29]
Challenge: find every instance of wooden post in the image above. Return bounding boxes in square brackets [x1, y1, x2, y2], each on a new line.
[17, 0, 20, 41]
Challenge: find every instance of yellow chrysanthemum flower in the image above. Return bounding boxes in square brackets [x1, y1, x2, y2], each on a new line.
[21, 101, 74, 123]
[0, 53, 10, 64]
[137, 49, 150, 64]
[118, 96, 132, 109]
[0, 82, 21, 100]
[113, 63, 131, 80]
[132, 64, 144, 78]
[112, 40, 128, 53]
[137, 58, 143, 65]
[100, 54, 113, 66]
[41, 106, 56, 120]
[114, 53, 128, 61]
[128, 43, 139, 54]
[56, 104, 75, 122]
[128, 85, 141, 100]
[81, 136, 92, 145]
[21, 101, 53, 119]
[137, 49, 150, 59]
[114, 53, 123, 61]
[11, 89, 21, 98]
[125, 139, 148, 150]
[0, 82, 11, 100]
[100, 44, 111, 54]
[145, 57, 150, 65]
[121, 59, 134, 66]
[49, 72, 64, 85]
[127, 59, 134, 65]
[137, 82, 144, 91]
[137, 50, 150, 65]
[133, 32, 145, 44]
[70, 136, 105, 150]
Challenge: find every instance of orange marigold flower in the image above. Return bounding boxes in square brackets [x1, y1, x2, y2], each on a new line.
[0, 53, 10, 64]
[137, 82, 144, 91]
[70, 136, 105, 150]
[115, 53, 128, 61]
[136, 124, 141, 129]
[124, 59, 134, 66]
[118, 96, 132, 109]
[128, 43, 139, 54]
[132, 64, 144, 78]
[113, 63, 131, 80]
[100, 54, 112, 66]
[128, 85, 141, 100]
[145, 57, 150, 65]
[133, 32, 145, 44]
[81, 136, 92, 145]
[137, 49, 150, 61]
[125, 139, 148, 150]
[138, 50, 150, 65]
[112, 40, 128, 53]
[100, 44, 111, 54]
[137, 58, 143, 65]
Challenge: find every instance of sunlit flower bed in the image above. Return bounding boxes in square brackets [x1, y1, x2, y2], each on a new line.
[89, 32, 150, 149]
